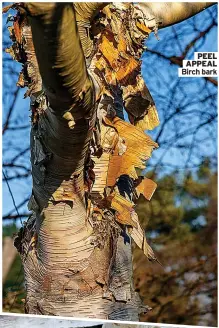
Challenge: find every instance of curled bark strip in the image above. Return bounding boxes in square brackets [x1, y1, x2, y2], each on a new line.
[74, 2, 108, 61]
[5, 10, 42, 96]
[87, 4, 160, 263]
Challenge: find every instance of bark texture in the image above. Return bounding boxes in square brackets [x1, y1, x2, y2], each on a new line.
[4, 1, 216, 320]
[136, 2, 215, 29]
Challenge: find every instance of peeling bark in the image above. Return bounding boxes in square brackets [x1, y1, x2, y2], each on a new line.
[4, 1, 215, 320]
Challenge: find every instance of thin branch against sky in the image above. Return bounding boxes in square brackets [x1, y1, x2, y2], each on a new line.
[2, 6, 217, 218]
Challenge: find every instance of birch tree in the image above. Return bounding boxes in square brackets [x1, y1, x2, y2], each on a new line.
[4, 2, 215, 320]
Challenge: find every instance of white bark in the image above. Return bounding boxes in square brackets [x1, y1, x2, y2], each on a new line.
[6, 1, 216, 320]
[136, 2, 215, 28]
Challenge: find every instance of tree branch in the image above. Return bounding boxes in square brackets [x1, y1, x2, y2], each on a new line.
[2, 87, 19, 134]
[22, 3, 95, 114]
[137, 2, 216, 29]
[3, 214, 30, 221]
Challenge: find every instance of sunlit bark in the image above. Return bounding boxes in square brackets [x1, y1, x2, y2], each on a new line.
[136, 2, 215, 29]
[4, 1, 216, 320]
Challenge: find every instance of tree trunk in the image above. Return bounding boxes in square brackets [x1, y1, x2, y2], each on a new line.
[11, 2, 144, 319]
[5, 1, 215, 320]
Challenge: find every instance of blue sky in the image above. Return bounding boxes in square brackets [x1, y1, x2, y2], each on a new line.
[2, 4, 218, 222]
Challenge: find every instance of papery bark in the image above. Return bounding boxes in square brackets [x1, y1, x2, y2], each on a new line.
[5, 1, 216, 320]
[12, 2, 142, 319]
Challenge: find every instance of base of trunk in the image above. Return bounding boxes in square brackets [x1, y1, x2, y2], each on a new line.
[15, 215, 149, 320]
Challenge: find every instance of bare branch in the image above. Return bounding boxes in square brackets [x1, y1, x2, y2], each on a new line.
[137, 2, 216, 29]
